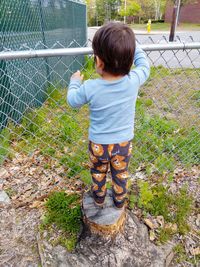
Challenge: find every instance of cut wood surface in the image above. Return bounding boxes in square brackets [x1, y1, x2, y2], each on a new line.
[82, 190, 126, 236]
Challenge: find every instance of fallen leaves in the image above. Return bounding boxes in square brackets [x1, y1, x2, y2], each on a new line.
[0, 168, 10, 179]
[29, 200, 45, 209]
[190, 247, 200, 256]
[144, 218, 158, 229]
[164, 223, 178, 233]
[1, 150, 86, 210]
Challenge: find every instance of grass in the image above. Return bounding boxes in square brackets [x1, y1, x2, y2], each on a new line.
[130, 95, 199, 174]
[173, 243, 200, 265]
[1, 63, 199, 176]
[128, 179, 194, 245]
[130, 22, 200, 32]
[136, 181, 193, 237]
[40, 191, 82, 251]
[0, 128, 10, 165]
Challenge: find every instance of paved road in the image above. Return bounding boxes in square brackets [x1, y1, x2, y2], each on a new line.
[88, 27, 200, 68]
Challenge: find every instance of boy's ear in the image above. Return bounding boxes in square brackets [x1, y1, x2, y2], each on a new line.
[96, 56, 105, 70]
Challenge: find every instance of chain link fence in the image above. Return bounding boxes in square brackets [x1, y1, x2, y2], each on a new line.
[0, 0, 86, 125]
[0, 39, 200, 203]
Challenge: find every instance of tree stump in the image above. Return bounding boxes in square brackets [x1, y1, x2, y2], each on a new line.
[82, 189, 126, 237]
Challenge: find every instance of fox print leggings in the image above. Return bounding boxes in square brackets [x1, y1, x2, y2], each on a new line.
[89, 140, 132, 208]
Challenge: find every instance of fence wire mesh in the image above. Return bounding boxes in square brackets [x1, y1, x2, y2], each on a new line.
[1, 0, 86, 125]
[0, 39, 200, 205]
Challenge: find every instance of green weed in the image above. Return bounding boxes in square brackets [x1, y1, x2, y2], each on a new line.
[150, 66, 172, 78]
[4, 187, 17, 198]
[50, 235, 77, 252]
[191, 90, 200, 108]
[173, 243, 200, 265]
[157, 227, 174, 244]
[80, 170, 92, 185]
[0, 128, 10, 164]
[106, 181, 112, 189]
[43, 191, 81, 233]
[154, 154, 175, 174]
[82, 56, 99, 80]
[174, 127, 200, 165]
[41, 191, 82, 251]
[172, 187, 192, 234]
[129, 193, 137, 210]
[47, 86, 65, 104]
[60, 147, 88, 177]
[136, 180, 193, 238]
[130, 96, 199, 174]
[137, 181, 154, 210]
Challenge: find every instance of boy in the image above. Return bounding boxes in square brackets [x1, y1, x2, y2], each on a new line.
[67, 22, 150, 209]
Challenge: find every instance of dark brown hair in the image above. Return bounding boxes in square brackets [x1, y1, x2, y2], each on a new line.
[92, 22, 136, 76]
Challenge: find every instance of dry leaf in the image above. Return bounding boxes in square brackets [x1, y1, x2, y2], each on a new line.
[64, 147, 69, 153]
[156, 215, 165, 228]
[164, 223, 178, 233]
[29, 200, 43, 209]
[149, 230, 156, 241]
[0, 168, 10, 179]
[190, 247, 200, 256]
[144, 218, 158, 229]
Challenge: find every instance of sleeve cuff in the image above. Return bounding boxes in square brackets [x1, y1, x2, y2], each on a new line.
[70, 78, 82, 86]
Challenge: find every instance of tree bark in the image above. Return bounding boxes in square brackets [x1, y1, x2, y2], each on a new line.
[82, 190, 126, 237]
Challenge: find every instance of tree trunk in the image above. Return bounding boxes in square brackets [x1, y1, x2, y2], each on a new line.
[82, 190, 126, 237]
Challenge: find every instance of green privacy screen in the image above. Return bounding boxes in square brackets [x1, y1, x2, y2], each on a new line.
[0, 0, 86, 128]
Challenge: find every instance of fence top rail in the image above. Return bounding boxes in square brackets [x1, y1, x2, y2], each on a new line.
[0, 42, 200, 61]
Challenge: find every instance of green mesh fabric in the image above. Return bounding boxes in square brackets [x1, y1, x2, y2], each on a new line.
[0, 0, 86, 126]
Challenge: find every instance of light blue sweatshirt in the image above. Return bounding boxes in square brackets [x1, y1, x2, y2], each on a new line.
[67, 46, 150, 144]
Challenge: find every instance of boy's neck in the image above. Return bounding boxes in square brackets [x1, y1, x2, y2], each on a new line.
[101, 72, 124, 81]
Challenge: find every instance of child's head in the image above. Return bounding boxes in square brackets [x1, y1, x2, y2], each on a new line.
[92, 22, 136, 76]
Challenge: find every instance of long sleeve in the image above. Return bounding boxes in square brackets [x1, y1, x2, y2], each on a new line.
[67, 78, 88, 108]
[129, 46, 150, 86]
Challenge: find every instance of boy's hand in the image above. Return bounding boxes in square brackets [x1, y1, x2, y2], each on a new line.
[71, 70, 84, 82]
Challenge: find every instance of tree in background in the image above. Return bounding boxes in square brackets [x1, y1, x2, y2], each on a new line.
[134, 0, 154, 22]
[153, 0, 167, 20]
[86, 0, 169, 25]
[135, 0, 167, 22]
[87, 0, 121, 26]
[119, 0, 141, 19]
[86, 0, 97, 26]
[97, 0, 121, 24]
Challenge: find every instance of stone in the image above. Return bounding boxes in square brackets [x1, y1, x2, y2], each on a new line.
[196, 214, 200, 227]
[82, 190, 126, 237]
[0, 190, 11, 205]
[165, 251, 175, 267]
[37, 211, 175, 267]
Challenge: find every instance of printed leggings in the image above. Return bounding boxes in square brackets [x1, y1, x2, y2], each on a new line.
[89, 140, 132, 208]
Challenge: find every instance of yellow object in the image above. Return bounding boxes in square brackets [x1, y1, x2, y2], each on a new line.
[147, 19, 151, 33]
